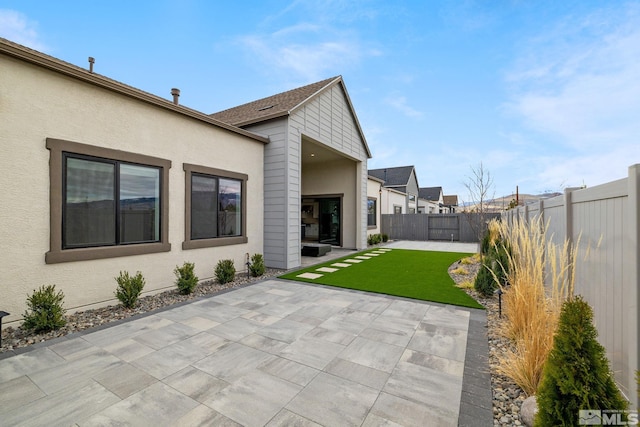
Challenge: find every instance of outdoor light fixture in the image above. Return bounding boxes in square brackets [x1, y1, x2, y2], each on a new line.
[246, 253, 251, 278]
[495, 288, 503, 318]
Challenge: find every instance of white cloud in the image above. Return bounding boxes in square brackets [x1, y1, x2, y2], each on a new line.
[385, 95, 424, 119]
[505, 3, 640, 150]
[239, 30, 362, 82]
[531, 142, 640, 192]
[234, 2, 382, 82]
[0, 9, 47, 51]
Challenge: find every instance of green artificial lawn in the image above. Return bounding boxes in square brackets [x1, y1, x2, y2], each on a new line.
[279, 248, 483, 309]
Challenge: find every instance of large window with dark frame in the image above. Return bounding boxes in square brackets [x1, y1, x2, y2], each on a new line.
[46, 138, 171, 264]
[63, 154, 161, 248]
[183, 163, 248, 250]
[191, 173, 242, 240]
[367, 198, 377, 227]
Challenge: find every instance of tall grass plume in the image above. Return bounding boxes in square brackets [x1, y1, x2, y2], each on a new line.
[492, 216, 577, 396]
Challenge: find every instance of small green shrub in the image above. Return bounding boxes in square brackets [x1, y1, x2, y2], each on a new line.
[535, 296, 627, 426]
[367, 233, 382, 245]
[215, 259, 236, 284]
[249, 253, 265, 277]
[174, 262, 198, 295]
[489, 242, 510, 287]
[381, 233, 389, 242]
[115, 271, 145, 309]
[23, 285, 66, 332]
[480, 231, 491, 255]
[474, 264, 496, 297]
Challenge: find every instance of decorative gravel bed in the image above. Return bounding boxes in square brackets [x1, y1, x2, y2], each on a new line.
[0, 268, 284, 353]
[449, 258, 527, 427]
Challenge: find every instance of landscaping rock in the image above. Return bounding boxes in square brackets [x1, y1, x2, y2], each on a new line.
[449, 257, 527, 427]
[520, 396, 537, 427]
[1, 268, 283, 353]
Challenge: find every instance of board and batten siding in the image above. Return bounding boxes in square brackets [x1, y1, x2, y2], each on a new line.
[290, 83, 369, 254]
[246, 82, 369, 269]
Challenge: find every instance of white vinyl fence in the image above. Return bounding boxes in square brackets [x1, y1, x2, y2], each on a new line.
[502, 164, 639, 407]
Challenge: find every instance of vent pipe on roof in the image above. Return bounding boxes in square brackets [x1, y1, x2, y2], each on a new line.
[88, 57, 95, 73]
[171, 88, 180, 105]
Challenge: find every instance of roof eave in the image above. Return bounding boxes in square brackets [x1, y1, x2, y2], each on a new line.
[234, 111, 290, 128]
[0, 38, 268, 144]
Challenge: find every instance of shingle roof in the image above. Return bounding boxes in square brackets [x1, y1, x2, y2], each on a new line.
[211, 76, 340, 127]
[368, 166, 415, 187]
[443, 195, 458, 206]
[419, 187, 442, 201]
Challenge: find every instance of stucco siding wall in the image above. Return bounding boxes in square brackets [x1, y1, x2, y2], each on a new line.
[1, 56, 264, 324]
[367, 178, 382, 235]
[302, 159, 358, 248]
[381, 189, 407, 214]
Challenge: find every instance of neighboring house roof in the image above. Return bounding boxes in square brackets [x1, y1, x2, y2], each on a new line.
[367, 175, 385, 184]
[211, 76, 372, 158]
[419, 187, 442, 201]
[368, 166, 416, 188]
[443, 195, 459, 206]
[0, 37, 268, 144]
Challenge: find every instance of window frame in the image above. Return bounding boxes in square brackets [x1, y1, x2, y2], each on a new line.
[183, 163, 248, 250]
[46, 138, 171, 264]
[367, 197, 377, 228]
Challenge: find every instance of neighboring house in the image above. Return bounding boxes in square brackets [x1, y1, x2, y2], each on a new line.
[0, 38, 267, 324]
[366, 175, 384, 236]
[443, 195, 459, 213]
[212, 76, 372, 269]
[368, 166, 420, 214]
[418, 186, 443, 214]
[380, 187, 410, 215]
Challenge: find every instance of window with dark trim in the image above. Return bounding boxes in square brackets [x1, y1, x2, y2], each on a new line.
[183, 164, 248, 249]
[63, 154, 161, 248]
[46, 138, 171, 264]
[394, 205, 402, 214]
[367, 198, 377, 227]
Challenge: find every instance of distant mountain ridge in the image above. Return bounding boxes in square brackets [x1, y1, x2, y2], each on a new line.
[462, 192, 563, 212]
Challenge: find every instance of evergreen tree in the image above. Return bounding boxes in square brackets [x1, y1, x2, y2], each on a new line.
[535, 296, 627, 426]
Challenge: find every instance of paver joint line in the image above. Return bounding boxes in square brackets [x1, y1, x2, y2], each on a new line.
[0, 242, 490, 426]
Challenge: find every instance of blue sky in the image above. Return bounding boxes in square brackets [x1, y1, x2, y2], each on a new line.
[2, 1, 639, 202]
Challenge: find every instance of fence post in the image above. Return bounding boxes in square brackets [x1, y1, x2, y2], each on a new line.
[627, 164, 640, 409]
[564, 188, 574, 247]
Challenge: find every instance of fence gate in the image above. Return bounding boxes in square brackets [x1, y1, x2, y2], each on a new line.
[428, 215, 459, 241]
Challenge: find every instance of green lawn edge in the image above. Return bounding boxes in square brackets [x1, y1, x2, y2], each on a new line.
[279, 248, 483, 309]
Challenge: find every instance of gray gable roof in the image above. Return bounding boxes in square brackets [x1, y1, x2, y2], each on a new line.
[419, 187, 442, 201]
[368, 166, 416, 188]
[211, 76, 338, 126]
[211, 76, 371, 158]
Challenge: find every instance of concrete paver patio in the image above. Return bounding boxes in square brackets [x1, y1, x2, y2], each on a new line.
[0, 242, 492, 426]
